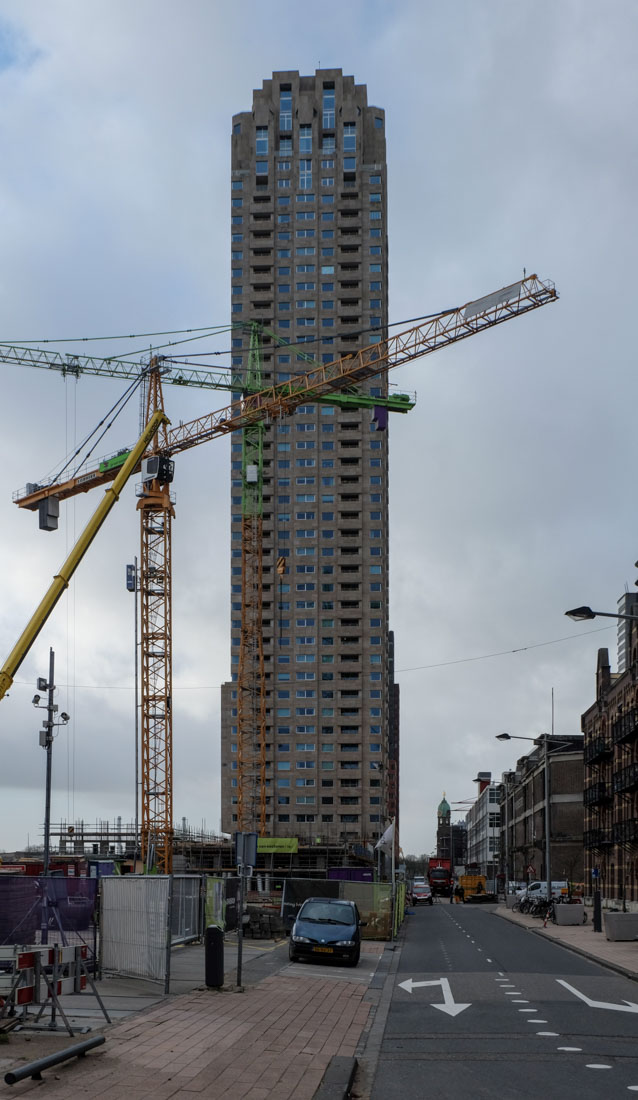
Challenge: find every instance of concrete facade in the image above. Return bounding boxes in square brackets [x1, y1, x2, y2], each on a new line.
[220, 70, 395, 849]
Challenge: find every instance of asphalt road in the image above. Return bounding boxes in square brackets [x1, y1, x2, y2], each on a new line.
[371, 900, 638, 1099]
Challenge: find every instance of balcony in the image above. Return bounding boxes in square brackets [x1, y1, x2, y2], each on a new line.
[584, 736, 612, 765]
[612, 708, 638, 746]
[611, 817, 638, 844]
[584, 781, 611, 806]
[613, 761, 638, 795]
[584, 828, 612, 848]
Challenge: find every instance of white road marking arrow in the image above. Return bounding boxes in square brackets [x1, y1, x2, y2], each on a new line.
[398, 977, 471, 1016]
[557, 979, 638, 1014]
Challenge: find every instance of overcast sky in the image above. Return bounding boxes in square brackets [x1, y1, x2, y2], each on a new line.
[0, 0, 636, 859]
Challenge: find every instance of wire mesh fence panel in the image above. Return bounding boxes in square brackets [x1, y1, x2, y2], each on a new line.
[100, 876, 169, 980]
[171, 876, 201, 944]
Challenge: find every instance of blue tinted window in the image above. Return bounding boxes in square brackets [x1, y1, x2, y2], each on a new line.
[323, 86, 335, 128]
[299, 124, 312, 154]
[255, 127, 268, 155]
[280, 89, 292, 130]
[343, 123, 356, 153]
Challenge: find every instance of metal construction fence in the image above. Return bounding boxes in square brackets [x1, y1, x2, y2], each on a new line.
[100, 875, 203, 980]
[100, 875, 170, 981]
[1, 870, 404, 989]
[171, 875, 201, 945]
[0, 875, 98, 963]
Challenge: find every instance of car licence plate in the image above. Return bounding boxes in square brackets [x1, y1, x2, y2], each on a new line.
[312, 946, 334, 954]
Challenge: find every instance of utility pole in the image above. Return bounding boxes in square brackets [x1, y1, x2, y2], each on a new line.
[504, 774, 511, 889]
[32, 649, 70, 944]
[127, 560, 140, 868]
[543, 736, 551, 898]
[42, 648, 56, 880]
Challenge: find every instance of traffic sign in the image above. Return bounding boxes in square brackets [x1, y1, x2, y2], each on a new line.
[526, 864, 536, 875]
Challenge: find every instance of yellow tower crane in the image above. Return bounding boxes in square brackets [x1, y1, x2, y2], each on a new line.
[0, 274, 558, 870]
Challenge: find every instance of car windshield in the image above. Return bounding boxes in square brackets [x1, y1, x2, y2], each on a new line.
[299, 902, 355, 924]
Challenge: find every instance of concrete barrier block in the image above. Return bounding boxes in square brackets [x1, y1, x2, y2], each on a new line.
[604, 912, 638, 941]
[554, 903, 584, 926]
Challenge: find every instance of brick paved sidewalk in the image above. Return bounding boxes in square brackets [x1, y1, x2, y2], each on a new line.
[0, 972, 373, 1100]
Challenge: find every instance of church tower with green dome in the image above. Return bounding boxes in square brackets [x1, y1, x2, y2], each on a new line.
[437, 794, 451, 824]
[435, 791, 465, 865]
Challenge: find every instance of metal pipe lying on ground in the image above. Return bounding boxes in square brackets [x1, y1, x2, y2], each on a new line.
[4, 1035, 105, 1085]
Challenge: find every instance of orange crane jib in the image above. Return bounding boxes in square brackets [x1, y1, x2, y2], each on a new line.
[13, 276, 557, 511]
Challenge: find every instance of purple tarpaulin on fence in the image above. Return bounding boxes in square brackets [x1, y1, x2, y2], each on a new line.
[0, 876, 97, 946]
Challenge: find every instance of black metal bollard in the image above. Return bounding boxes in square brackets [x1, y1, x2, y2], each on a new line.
[593, 889, 602, 933]
[4, 1036, 105, 1085]
[205, 924, 224, 988]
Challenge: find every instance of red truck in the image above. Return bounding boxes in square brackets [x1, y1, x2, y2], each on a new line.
[428, 858, 453, 898]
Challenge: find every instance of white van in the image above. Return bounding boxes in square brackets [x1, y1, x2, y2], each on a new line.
[516, 880, 568, 901]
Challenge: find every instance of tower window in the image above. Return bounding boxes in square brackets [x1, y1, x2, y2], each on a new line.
[299, 124, 312, 154]
[323, 85, 335, 129]
[343, 123, 356, 153]
[280, 89, 292, 131]
[299, 159, 312, 190]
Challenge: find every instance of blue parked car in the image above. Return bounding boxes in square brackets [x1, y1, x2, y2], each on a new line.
[288, 897, 365, 967]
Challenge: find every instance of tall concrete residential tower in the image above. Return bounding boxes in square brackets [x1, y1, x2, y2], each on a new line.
[220, 70, 397, 850]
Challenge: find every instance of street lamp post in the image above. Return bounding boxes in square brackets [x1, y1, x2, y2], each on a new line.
[501, 771, 515, 890]
[565, 606, 638, 623]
